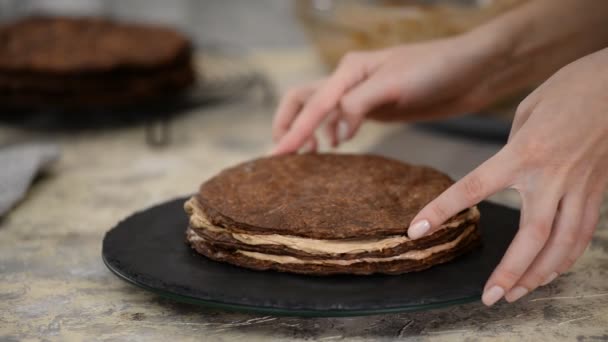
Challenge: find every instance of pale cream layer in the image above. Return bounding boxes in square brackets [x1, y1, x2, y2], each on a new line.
[185, 197, 479, 255]
[236, 225, 476, 265]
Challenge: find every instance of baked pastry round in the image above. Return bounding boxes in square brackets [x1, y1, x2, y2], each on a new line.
[185, 154, 481, 275]
[0, 16, 195, 109]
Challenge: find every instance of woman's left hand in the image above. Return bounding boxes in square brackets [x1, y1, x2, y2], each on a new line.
[408, 48, 608, 306]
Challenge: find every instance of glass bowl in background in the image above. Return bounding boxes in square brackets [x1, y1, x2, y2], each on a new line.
[295, 0, 530, 132]
[295, 0, 527, 69]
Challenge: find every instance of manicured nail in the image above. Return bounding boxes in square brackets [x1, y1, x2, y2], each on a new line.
[482, 286, 504, 306]
[408, 220, 430, 239]
[300, 140, 314, 153]
[505, 286, 528, 302]
[337, 120, 349, 143]
[541, 272, 558, 286]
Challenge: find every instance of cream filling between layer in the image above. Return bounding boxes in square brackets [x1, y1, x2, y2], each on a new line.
[237, 225, 475, 265]
[185, 198, 479, 255]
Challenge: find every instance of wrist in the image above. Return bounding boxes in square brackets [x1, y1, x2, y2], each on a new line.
[453, 0, 583, 107]
[465, 0, 608, 95]
[460, 19, 516, 75]
[450, 21, 520, 107]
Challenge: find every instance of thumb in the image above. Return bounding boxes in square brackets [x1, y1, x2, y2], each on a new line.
[408, 150, 514, 239]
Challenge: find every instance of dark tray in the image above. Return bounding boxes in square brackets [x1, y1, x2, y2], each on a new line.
[102, 197, 519, 317]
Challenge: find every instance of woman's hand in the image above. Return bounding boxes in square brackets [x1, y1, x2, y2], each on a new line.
[270, 0, 608, 156]
[408, 48, 608, 306]
[271, 32, 510, 155]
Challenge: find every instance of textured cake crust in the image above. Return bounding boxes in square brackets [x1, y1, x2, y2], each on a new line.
[197, 154, 456, 239]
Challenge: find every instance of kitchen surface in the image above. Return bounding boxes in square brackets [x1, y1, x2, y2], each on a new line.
[1, 1, 608, 341]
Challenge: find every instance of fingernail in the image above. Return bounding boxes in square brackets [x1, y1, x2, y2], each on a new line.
[408, 220, 430, 239]
[300, 140, 314, 154]
[337, 120, 350, 143]
[482, 286, 504, 306]
[505, 286, 528, 302]
[541, 272, 558, 286]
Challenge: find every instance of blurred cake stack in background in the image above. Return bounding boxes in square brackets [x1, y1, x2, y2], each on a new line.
[0, 0, 274, 146]
[0, 16, 195, 110]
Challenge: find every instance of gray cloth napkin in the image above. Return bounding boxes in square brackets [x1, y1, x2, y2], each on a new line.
[0, 143, 60, 217]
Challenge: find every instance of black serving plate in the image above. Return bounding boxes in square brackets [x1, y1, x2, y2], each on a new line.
[102, 197, 519, 317]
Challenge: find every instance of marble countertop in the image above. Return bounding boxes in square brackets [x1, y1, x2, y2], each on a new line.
[1, 48, 607, 342]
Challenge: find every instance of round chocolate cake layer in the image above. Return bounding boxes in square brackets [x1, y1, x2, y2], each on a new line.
[197, 154, 456, 239]
[0, 16, 191, 73]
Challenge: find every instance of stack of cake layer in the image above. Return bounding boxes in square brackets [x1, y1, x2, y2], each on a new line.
[186, 154, 481, 275]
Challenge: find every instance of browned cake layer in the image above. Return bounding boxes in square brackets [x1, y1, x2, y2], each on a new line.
[0, 63, 194, 109]
[186, 226, 481, 275]
[0, 52, 193, 92]
[197, 154, 456, 239]
[0, 16, 191, 73]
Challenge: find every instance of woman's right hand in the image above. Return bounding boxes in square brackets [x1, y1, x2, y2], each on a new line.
[271, 32, 512, 155]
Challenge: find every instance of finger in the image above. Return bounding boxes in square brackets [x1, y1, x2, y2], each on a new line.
[408, 149, 514, 239]
[555, 188, 604, 275]
[334, 104, 366, 145]
[482, 188, 561, 306]
[504, 191, 583, 302]
[272, 52, 373, 155]
[324, 110, 340, 148]
[508, 91, 541, 143]
[325, 108, 364, 148]
[340, 72, 399, 120]
[272, 83, 319, 142]
[364, 97, 473, 123]
[299, 135, 318, 154]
